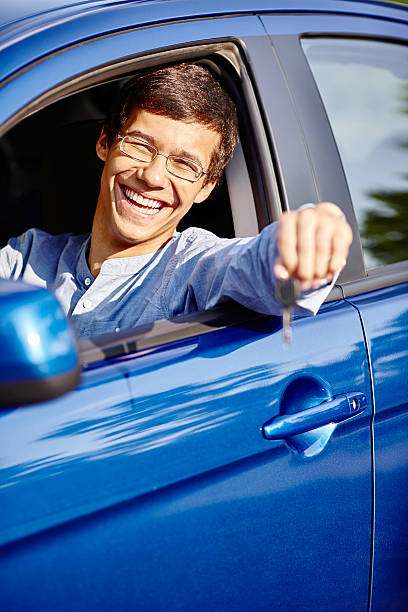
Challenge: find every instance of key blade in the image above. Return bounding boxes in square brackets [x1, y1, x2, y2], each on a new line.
[283, 307, 292, 347]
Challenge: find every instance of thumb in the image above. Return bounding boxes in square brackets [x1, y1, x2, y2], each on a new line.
[274, 259, 290, 281]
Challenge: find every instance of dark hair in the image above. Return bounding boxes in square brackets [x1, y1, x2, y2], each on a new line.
[104, 63, 238, 183]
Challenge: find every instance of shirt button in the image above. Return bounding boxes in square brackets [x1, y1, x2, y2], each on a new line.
[83, 299, 92, 309]
[84, 277, 91, 286]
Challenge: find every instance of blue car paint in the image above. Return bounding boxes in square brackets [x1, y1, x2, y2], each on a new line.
[0, 0, 406, 89]
[0, 0, 407, 609]
[0, 16, 267, 128]
[0, 280, 78, 382]
[0, 300, 374, 610]
[346, 282, 408, 611]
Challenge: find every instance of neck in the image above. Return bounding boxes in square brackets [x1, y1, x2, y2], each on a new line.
[88, 218, 174, 279]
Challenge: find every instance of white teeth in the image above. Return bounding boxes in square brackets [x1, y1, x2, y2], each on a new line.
[124, 187, 162, 212]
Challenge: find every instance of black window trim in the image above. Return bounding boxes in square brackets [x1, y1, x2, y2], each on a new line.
[340, 260, 408, 299]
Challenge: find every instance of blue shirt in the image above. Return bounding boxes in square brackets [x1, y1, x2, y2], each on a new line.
[0, 224, 333, 338]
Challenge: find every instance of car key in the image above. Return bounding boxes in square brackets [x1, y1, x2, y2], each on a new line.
[275, 278, 301, 346]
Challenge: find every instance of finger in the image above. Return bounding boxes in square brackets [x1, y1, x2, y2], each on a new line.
[314, 219, 333, 279]
[277, 212, 298, 276]
[273, 259, 290, 280]
[328, 221, 353, 276]
[296, 208, 317, 285]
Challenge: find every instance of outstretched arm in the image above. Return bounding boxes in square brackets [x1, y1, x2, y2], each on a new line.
[167, 201, 353, 318]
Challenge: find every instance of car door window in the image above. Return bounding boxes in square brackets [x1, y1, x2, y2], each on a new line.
[302, 37, 408, 270]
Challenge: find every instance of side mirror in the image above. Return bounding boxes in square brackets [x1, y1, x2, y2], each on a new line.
[0, 280, 80, 407]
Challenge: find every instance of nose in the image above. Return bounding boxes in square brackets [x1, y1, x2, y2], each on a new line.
[137, 153, 169, 188]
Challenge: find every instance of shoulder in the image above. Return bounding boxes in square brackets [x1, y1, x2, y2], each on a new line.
[7, 228, 88, 255]
[167, 224, 279, 273]
[178, 226, 222, 244]
[174, 226, 238, 255]
[2, 229, 89, 280]
[175, 224, 278, 249]
[8, 228, 65, 248]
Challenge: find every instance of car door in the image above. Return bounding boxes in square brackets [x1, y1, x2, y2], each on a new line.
[261, 6, 408, 610]
[0, 7, 373, 612]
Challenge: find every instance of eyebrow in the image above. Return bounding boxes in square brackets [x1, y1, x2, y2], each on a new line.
[126, 129, 205, 167]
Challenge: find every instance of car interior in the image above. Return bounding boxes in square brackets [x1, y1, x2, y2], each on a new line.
[0, 52, 264, 249]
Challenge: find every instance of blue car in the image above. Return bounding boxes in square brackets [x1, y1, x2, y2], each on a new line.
[0, 1, 407, 610]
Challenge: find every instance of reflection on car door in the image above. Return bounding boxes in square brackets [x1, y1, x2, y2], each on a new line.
[120, 302, 373, 610]
[0, 300, 372, 611]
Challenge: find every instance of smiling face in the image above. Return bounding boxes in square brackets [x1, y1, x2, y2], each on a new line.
[91, 110, 220, 264]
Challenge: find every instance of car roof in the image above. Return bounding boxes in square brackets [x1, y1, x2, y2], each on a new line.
[0, 0, 406, 87]
[0, 0, 407, 32]
[0, 1, 124, 31]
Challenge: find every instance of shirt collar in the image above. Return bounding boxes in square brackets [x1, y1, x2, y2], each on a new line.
[75, 231, 180, 280]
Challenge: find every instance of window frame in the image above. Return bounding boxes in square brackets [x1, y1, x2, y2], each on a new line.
[300, 34, 408, 278]
[259, 12, 408, 293]
[0, 19, 296, 360]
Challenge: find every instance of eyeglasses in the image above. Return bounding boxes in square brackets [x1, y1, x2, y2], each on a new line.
[118, 135, 208, 182]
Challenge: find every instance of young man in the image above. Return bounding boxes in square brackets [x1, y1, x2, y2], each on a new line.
[0, 63, 352, 338]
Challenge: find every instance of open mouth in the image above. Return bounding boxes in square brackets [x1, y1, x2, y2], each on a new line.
[122, 185, 165, 216]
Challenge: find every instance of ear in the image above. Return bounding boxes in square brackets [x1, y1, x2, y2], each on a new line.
[96, 127, 109, 162]
[194, 179, 217, 204]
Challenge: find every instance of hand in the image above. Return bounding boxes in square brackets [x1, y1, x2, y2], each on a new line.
[273, 202, 353, 291]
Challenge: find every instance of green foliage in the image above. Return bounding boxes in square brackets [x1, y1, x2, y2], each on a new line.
[363, 80, 408, 265]
[363, 187, 408, 264]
